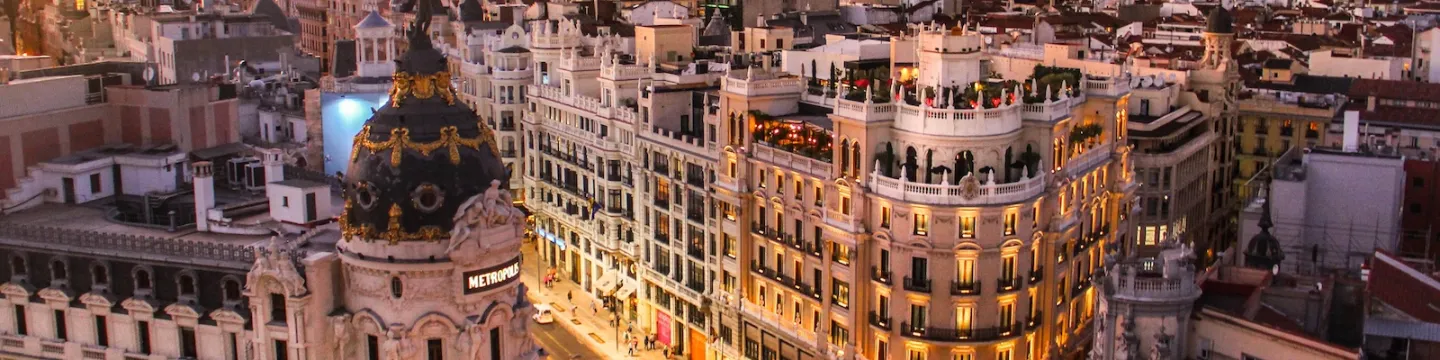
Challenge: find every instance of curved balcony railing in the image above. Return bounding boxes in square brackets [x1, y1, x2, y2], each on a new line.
[895, 101, 1022, 138]
[867, 170, 1046, 206]
[899, 322, 1024, 343]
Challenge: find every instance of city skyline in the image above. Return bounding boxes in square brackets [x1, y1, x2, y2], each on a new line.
[0, 0, 1436, 360]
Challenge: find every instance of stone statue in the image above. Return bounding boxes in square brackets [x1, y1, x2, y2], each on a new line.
[447, 194, 487, 253]
[455, 325, 486, 360]
[383, 328, 417, 360]
[332, 315, 353, 357]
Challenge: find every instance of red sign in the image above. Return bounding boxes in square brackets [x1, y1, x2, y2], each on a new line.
[656, 311, 672, 346]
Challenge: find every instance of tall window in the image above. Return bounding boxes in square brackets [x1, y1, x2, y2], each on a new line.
[955, 305, 972, 330]
[490, 328, 502, 360]
[53, 310, 67, 341]
[1002, 256, 1017, 283]
[957, 258, 975, 284]
[1004, 212, 1018, 235]
[960, 216, 975, 238]
[13, 305, 26, 336]
[270, 294, 287, 324]
[427, 339, 444, 360]
[880, 206, 891, 228]
[94, 315, 108, 347]
[909, 349, 926, 360]
[914, 213, 929, 235]
[368, 335, 381, 360]
[909, 304, 927, 331]
[181, 327, 198, 358]
[831, 279, 850, 308]
[999, 302, 1015, 327]
[274, 340, 288, 360]
[138, 321, 152, 354]
[828, 321, 849, 347]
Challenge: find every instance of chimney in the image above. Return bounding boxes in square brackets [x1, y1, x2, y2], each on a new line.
[264, 149, 286, 183]
[193, 161, 216, 232]
[1343, 110, 1360, 153]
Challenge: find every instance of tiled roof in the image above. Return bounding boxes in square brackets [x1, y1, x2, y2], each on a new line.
[1367, 250, 1440, 323]
[1345, 104, 1440, 128]
[1350, 79, 1440, 102]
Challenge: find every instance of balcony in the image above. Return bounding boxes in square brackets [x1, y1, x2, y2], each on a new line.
[903, 276, 932, 292]
[951, 280, 981, 296]
[868, 170, 1046, 206]
[687, 246, 704, 259]
[899, 322, 1024, 343]
[722, 73, 802, 97]
[872, 267, 893, 285]
[1026, 312, 1043, 330]
[834, 97, 898, 122]
[1029, 267, 1045, 284]
[751, 144, 831, 179]
[995, 277, 1021, 293]
[869, 312, 893, 330]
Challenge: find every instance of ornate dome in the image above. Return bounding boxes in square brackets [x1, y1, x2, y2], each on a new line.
[1245, 184, 1285, 270]
[340, 0, 508, 244]
[1206, 6, 1234, 34]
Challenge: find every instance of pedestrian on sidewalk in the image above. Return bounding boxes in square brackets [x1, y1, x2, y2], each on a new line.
[567, 290, 573, 302]
[628, 341, 637, 356]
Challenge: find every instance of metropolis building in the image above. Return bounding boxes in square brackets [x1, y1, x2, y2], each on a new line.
[0, 2, 539, 360]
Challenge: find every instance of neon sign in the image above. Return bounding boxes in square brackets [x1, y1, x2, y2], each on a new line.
[463, 256, 522, 294]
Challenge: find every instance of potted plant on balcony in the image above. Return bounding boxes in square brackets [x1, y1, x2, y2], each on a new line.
[1069, 124, 1103, 146]
[1011, 146, 1042, 178]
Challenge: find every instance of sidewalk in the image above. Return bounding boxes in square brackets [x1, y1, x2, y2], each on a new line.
[522, 245, 667, 360]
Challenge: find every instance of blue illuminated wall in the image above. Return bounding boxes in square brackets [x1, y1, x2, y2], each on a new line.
[321, 92, 389, 175]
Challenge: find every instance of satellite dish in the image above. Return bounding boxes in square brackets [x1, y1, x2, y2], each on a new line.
[192, 72, 202, 82]
[1139, 76, 1152, 88]
[142, 67, 155, 82]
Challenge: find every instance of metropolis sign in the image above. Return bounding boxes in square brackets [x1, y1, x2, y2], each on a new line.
[463, 256, 522, 294]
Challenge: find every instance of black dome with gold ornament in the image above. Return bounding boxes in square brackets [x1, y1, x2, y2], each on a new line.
[340, 0, 507, 244]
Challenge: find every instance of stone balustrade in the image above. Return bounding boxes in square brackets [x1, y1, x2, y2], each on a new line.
[834, 98, 897, 122]
[723, 75, 803, 97]
[895, 101, 1022, 137]
[751, 144, 831, 178]
[867, 170, 1047, 206]
[0, 223, 257, 269]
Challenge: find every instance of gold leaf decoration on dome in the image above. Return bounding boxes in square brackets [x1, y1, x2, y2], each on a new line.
[350, 125, 493, 167]
[389, 71, 456, 107]
[339, 202, 451, 243]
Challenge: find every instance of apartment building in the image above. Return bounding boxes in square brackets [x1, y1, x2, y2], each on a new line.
[1235, 60, 1350, 200]
[504, 12, 1144, 360]
[1126, 7, 1240, 263]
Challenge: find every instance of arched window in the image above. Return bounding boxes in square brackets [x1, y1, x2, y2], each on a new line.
[178, 274, 196, 296]
[11, 256, 25, 276]
[850, 143, 861, 178]
[135, 269, 152, 290]
[223, 279, 242, 302]
[839, 140, 851, 177]
[50, 260, 67, 280]
[92, 265, 108, 285]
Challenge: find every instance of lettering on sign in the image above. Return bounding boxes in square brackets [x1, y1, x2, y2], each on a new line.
[463, 256, 522, 294]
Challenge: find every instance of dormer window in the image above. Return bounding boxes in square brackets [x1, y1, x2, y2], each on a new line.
[135, 269, 153, 292]
[50, 260, 68, 285]
[92, 265, 108, 287]
[178, 274, 197, 297]
[223, 279, 242, 303]
[10, 256, 25, 276]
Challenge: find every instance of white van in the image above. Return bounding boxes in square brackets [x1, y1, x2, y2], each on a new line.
[532, 304, 556, 324]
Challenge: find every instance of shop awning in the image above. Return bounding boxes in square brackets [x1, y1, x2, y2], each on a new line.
[614, 280, 637, 299]
[594, 271, 619, 293]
